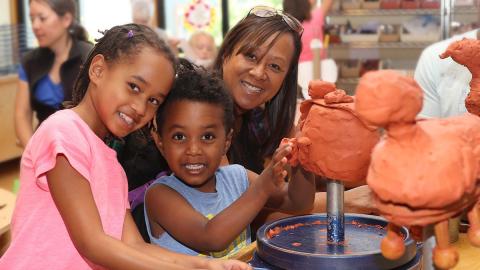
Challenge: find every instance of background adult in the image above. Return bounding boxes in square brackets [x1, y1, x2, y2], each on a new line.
[415, 29, 478, 118]
[130, 0, 180, 53]
[283, 0, 333, 63]
[283, 0, 334, 99]
[14, 0, 92, 148]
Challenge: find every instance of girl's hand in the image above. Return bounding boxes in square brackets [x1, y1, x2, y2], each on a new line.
[205, 259, 252, 270]
[256, 143, 292, 196]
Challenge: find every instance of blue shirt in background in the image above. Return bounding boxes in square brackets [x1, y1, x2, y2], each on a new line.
[18, 65, 64, 109]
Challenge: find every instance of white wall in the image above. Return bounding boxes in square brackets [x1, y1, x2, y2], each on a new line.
[80, 0, 132, 40]
[0, 0, 11, 25]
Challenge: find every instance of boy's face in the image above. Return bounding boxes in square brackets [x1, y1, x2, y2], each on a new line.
[157, 100, 232, 192]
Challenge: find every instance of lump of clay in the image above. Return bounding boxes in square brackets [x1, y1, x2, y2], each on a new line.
[282, 80, 380, 184]
[355, 70, 480, 270]
[440, 38, 480, 116]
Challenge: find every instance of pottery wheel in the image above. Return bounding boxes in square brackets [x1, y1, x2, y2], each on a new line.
[256, 214, 417, 270]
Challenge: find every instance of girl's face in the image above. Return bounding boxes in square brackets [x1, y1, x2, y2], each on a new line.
[157, 100, 232, 193]
[29, 0, 72, 48]
[221, 33, 294, 114]
[90, 47, 175, 138]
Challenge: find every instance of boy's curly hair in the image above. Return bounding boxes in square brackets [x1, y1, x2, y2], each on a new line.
[156, 59, 234, 134]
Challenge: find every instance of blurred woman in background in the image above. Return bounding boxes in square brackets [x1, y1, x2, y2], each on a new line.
[15, 0, 92, 147]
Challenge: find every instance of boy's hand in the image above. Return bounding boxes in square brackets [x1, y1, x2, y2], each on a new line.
[205, 259, 252, 270]
[256, 143, 292, 196]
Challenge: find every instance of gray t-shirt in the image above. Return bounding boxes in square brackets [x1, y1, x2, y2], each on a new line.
[144, 164, 251, 258]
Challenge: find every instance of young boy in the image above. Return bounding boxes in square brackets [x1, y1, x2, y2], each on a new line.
[145, 61, 315, 258]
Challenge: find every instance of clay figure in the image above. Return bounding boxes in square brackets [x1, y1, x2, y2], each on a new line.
[284, 80, 380, 184]
[282, 80, 380, 184]
[355, 69, 480, 270]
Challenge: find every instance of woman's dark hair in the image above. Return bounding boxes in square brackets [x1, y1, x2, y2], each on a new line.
[30, 0, 89, 42]
[71, 23, 177, 105]
[156, 59, 234, 134]
[283, 0, 312, 22]
[213, 11, 302, 173]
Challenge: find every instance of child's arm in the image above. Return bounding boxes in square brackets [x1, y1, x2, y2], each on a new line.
[48, 155, 250, 270]
[121, 209, 251, 270]
[145, 144, 292, 253]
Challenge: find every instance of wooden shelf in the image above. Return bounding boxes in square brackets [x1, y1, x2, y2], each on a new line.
[330, 6, 475, 17]
[0, 75, 22, 163]
[330, 8, 440, 17]
[330, 41, 432, 49]
[326, 4, 475, 91]
[328, 42, 429, 60]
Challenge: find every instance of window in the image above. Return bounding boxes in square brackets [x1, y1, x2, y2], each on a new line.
[80, 0, 132, 40]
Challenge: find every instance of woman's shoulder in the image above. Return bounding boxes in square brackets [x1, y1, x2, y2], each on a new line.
[72, 39, 94, 60]
[75, 40, 94, 52]
[21, 47, 52, 66]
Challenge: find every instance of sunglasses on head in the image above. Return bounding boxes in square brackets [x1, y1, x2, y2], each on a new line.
[248, 6, 304, 36]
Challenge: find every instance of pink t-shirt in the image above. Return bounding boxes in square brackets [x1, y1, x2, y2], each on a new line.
[0, 109, 129, 269]
[299, 8, 325, 62]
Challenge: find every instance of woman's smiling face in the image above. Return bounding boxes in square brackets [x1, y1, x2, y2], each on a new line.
[221, 33, 294, 114]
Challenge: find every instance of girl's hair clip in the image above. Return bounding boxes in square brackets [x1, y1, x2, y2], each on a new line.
[127, 30, 134, 38]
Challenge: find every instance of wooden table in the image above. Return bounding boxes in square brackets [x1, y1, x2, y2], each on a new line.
[232, 234, 479, 269]
[0, 188, 15, 236]
[0, 75, 23, 162]
[452, 233, 480, 270]
[0, 188, 16, 255]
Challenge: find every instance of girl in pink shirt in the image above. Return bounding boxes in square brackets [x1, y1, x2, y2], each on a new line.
[0, 23, 250, 270]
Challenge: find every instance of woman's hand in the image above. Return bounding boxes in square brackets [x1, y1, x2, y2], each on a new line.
[344, 185, 378, 215]
[312, 184, 378, 215]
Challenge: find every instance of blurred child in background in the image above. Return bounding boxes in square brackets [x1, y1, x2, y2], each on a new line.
[182, 31, 217, 69]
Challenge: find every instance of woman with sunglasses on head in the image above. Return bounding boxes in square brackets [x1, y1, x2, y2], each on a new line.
[214, 6, 303, 175]
[214, 6, 376, 227]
